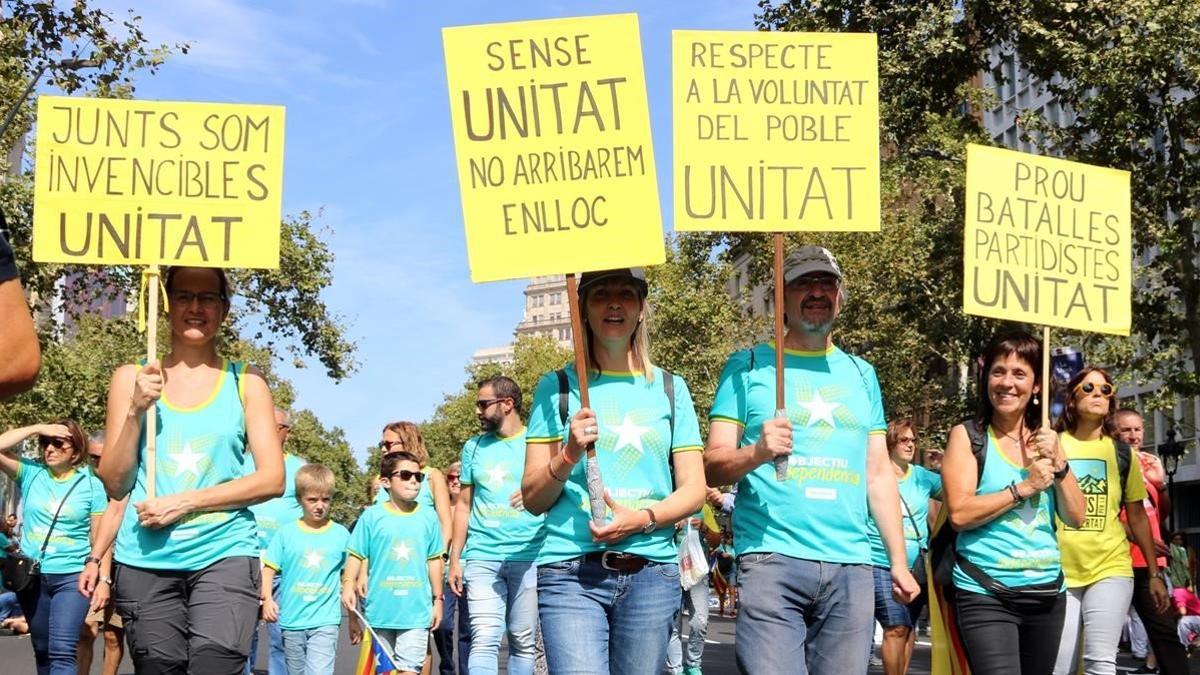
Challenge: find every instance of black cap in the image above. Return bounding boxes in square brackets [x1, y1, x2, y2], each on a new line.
[577, 268, 648, 298]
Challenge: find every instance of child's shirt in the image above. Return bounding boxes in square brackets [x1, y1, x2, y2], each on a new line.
[264, 519, 351, 630]
[347, 502, 443, 630]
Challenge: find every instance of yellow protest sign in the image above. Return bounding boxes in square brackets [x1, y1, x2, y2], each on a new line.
[964, 144, 1131, 335]
[33, 96, 285, 269]
[672, 31, 879, 232]
[443, 13, 664, 283]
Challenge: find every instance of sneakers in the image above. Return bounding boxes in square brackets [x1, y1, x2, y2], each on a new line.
[1131, 664, 1159, 674]
[683, 667, 702, 675]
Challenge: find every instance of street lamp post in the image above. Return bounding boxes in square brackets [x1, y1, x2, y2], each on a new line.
[0, 58, 99, 141]
[1158, 426, 1186, 533]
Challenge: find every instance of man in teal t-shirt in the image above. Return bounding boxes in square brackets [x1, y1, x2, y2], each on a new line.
[704, 246, 920, 675]
[448, 376, 544, 675]
[243, 408, 305, 675]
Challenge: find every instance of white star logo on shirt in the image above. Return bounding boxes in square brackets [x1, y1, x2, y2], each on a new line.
[392, 541, 412, 562]
[485, 464, 508, 487]
[45, 497, 63, 514]
[303, 550, 323, 569]
[171, 442, 205, 477]
[610, 414, 651, 457]
[799, 392, 840, 428]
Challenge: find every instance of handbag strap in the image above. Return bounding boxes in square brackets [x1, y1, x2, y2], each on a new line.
[897, 493, 926, 552]
[38, 473, 87, 561]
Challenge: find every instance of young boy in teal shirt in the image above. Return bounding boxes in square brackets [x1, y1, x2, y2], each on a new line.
[262, 464, 351, 675]
[342, 451, 443, 675]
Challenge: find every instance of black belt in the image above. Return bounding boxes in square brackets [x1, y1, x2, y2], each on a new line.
[582, 551, 650, 573]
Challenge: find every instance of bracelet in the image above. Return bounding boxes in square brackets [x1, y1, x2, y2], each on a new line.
[100, 576, 113, 585]
[1053, 461, 1071, 481]
[547, 459, 568, 482]
[84, 555, 102, 566]
[1007, 482, 1023, 504]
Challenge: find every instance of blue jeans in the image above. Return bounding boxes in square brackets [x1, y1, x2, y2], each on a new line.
[464, 560, 538, 675]
[665, 577, 711, 672]
[246, 575, 285, 674]
[872, 564, 914, 629]
[538, 557, 680, 675]
[735, 553, 873, 675]
[432, 586, 470, 675]
[17, 571, 91, 675]
[376, 627, 429, 672]
[281, 625, 339, 675]
[0, 590, 21, 620]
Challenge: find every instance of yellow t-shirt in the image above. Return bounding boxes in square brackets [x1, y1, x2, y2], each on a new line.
[1057, 433, 1147, 587]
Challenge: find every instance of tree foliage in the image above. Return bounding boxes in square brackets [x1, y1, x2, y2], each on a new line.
[285, 409, 366, 526]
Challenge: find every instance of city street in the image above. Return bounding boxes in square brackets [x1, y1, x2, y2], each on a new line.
[3, 611, 1196, 673]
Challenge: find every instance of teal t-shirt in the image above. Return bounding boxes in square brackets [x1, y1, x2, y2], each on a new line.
[460, 428, 545, 561]
[347, 502, 443, 630]
[867, 464, 942, 568]
[709, 343, 887, 564]
[264, 519, 350, 630]
[526, 367, 704, 564]
[245, 453, 307, 552]
[953, 430, 1063, 595]
[115, 359, 260, 571]
[374, 471, 435, 509]
[16, 459, 106, 574]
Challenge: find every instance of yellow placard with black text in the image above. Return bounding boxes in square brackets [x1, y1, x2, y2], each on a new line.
[33, 96, 284, 269]
[672, 30, 879, 232]
[443, 13, 664, 283]
[964, 144, 1131, 335]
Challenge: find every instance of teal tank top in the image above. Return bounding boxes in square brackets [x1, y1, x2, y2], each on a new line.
[114, 359, 259, 571]
[953, 430, 1063, 595]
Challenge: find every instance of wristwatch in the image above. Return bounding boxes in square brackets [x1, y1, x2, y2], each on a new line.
[100, 576, 113, 586]
[1053, 461, 1071, 481]
[640, 508, 658, 535]
[84, 555, 102, 566]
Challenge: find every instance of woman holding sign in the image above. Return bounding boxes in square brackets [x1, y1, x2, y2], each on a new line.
[521, 268, 705, 675]
[0, 420, 108, 675]
[98, 266, 284, 675]
[942, 331, 1085, 674]
[1051, 367, 1168, 675]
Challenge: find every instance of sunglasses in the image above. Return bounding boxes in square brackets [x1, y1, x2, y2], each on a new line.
[39, 437, 72, 450]
[446, 473, 461, 481]
[389, 470, 424, 483]
[380, 439, 404, 451]
[1073, 381, 1116, 398]
[475, 398, 508, 411]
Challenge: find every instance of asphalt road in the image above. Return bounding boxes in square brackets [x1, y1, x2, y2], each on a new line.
[2, 613, 1195, 673]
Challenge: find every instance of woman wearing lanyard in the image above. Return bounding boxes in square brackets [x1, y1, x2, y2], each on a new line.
[942, 330, 1085, 674]
[0, 420, 109, 675]
[1052, 367, 1168, 675]
[866, 419, 941, 675]
[97, 266, 283, 674]
[521, 268, 705, 675]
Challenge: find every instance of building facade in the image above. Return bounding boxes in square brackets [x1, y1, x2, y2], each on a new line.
[472, 274, 573, 365]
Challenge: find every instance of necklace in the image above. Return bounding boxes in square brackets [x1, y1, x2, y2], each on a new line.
[996, 427, 1027, 448]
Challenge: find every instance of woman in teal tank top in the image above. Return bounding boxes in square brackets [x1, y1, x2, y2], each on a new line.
[942, 331, 1086, 675]
[97, 267, 284, 675]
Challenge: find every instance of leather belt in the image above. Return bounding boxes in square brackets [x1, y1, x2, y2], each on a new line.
[582, 551, 650, 573]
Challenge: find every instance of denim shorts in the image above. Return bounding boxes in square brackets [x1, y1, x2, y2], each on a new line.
[872, 565, 914, 628]
[376, 627, 429, 672]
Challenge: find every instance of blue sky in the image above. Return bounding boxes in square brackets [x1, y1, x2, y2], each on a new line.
[109, 0, 756, 460]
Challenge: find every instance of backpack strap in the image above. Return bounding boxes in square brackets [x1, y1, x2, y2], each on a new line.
[964, 418, 988, 481]
[1115, 439, 1132, 504]
[662, 370, 675, 446]
[555, 369, 569, 429]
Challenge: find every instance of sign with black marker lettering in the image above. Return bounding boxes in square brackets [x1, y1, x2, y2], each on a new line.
[32, 96, 284, 268]
[964, 144, 1131, 335]
[443, 13, 664, 283]
[673, 31, 879, 232]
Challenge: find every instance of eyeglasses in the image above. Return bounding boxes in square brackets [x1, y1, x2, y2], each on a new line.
[169, 290, 224, 308]
[380, 440, 404, 451]
[446, 473, 461, 482]
[475, 398, 508, 411]
[276, 424, 292, 432]
[389, 470, 424, 483]
[1074, 381, 1116, 398]
[788, 275, 840, 292]
[897, 437, 917, 445]
[39, 437, 72, 450]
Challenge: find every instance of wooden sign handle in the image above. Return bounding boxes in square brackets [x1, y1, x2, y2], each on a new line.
[773, 234, 788, 481]
[565, 274, 606, 526]
[1041, 326, 1051, 430]
[145, 264, 159, 500]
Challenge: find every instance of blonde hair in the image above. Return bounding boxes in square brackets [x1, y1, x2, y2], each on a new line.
[294, 463, 335, 497]
[381, 421, 429, 467]
[579, 283, 656, 384]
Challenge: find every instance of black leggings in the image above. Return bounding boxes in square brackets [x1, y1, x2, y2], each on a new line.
[1131, 567, 1189, 675]
[953, 588, 1066, 675]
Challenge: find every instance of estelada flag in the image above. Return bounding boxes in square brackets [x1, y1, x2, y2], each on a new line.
[351, 606, 401, 675]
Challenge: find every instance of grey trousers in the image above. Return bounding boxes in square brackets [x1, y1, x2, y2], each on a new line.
[113, 556, 260, 675]
[1052, 576, 1135, 675]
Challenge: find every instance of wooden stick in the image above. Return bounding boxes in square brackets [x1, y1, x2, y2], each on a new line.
[565, 273, 605, 525]
[773, 234, 788, 481]
[1041, 325, 1051, 430]
[145, 264, 159, 500]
